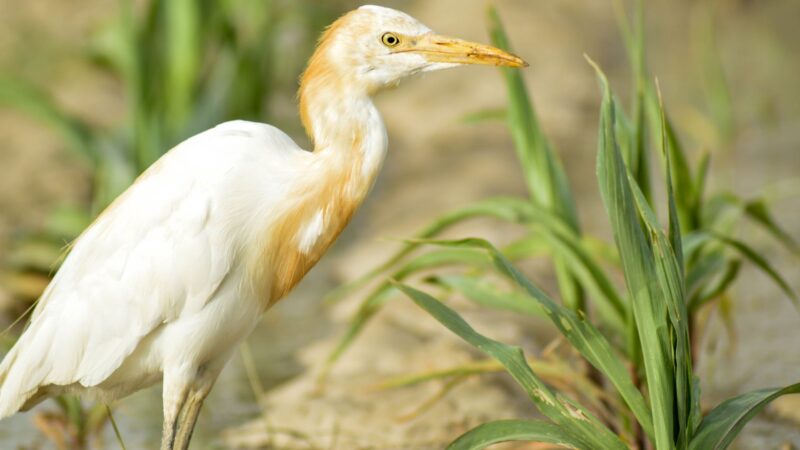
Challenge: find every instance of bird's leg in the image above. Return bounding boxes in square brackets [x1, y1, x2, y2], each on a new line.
[161, 392, 188, 450]
[170, 362, 223, 450]
[171, 384, 211, 450]
[172, 376, 216, 450]
[161, 368, 193, 450]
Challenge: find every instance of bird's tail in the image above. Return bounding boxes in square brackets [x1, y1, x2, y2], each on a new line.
[0, 346, 25, 419]
[0, 330, 47, 419]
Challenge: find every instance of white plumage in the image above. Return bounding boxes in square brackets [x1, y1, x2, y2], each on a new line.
[0, 5, 525, 449]
[0, 121, 303, 411]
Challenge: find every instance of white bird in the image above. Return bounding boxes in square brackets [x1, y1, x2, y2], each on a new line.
[0, 5, 525, 449]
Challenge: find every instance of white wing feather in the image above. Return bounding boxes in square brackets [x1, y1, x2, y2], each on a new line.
[0, 121, 306, 416]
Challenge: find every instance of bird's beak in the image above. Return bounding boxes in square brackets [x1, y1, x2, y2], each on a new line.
[396, 33, 528, 68]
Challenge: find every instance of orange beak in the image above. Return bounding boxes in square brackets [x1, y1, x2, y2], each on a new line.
[393, 33, 528, 68]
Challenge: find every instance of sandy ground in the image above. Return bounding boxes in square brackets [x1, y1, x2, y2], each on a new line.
[0, 0, 798, 448]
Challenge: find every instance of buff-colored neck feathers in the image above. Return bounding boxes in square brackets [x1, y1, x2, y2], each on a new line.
[261, 11, 389, 305]
[298, 10, 359, 146]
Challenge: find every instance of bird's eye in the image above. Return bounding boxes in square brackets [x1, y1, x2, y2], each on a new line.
[381, 32, 400, 47]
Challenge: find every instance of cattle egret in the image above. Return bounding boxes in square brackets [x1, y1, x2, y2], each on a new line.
[0, 5, 526, 449]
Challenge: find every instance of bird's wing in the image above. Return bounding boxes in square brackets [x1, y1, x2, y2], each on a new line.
[0, 121, 303, 408]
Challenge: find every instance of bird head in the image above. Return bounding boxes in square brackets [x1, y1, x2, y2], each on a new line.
[302, 5, 527, 96]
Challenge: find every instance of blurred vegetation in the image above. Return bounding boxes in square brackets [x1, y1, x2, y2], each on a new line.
[324, 2, 800, 449]
[0, 0, 348, 447]
[0, 0, 797, 448]
[0, 0, 348, 313]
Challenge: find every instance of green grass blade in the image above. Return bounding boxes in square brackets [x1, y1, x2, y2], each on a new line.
[686, 250, 726, 299]
[460, 107, 507, 124]
[487, 8, 579, 228]
[396, 282, 627, 450]
[590, 60, 675, 450]
[378, 357, 589, 391]
[701, 192, 742, 231]
[684, 233, 775, 310]
[325, 197, 536, 303]
[164, 0, 201, 134]
[377, 358, 615, 422]
[118, 0, 153, 171]
[430, 275, 545, 317]
[105, 405, 127, 450]
[617, 0, 651, 202]
[683, 231, 714, 263]
[655, 82, 694, 447]
[414, 238, 654, 442]
[501, 234, 550, 260]
[321, 248, 490, 378]
[324, 197, 603, 376]
[446, 419, 589, 450]
[711, 232, 798, 307]
[536, 227, 627, 334]
[689, 383, 800, 450]
[689, 258, 741, 312]
[694, 190, 799, 258]
[743, 199, 800, 255]
[377, 359, 508, 390]
[692, 152, 711, 223]
[488, 6, 583, 311]
[652, 223, 691, 448]
[643, 82, 696, 231]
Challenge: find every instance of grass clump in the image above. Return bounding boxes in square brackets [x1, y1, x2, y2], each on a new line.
[324, 3, 799, 449]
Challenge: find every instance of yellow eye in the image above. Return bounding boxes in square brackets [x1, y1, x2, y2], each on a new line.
[381, 32, 400, 47]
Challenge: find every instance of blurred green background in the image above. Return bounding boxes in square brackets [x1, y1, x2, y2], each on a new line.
[0, 0, 798, 448]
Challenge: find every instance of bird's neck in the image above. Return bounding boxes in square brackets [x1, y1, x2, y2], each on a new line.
[299, 71, 388, 194]
[259, 77, 387, 304]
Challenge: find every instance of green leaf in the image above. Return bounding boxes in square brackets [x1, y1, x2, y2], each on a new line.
[701, 192, 742, 231]
[536, 227, 627, 335]
[654, 82, 694, 447]
[447, 419, 588, 450]
[164, 0, 200, 135]
[459, 108, 507, 124]
[410, 238, 654, 442]
[711, 232, 798, 307]
[397, 282, 626, 450]
[619, 0, 651, 203]
[689, 258, 741, 312]
[325, 197, 536, 303]
[684, 229, 793, 311]
[430, 274, 545, 317]
[322, 248, 490, 377]
[323, 197, 601, 377]
[644, 82, 696, 231]
[487, 9, 578, 227]
[488, 7, 584, 312]
[743, 199, 800, 255]
[683, 230, 711, 262]
[689, 383, 800, 450]
[378, 357, 589, 391]
[589, 60, 675, 450]
[692, 152, 711, 221]
[501, 234, 550, 260]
